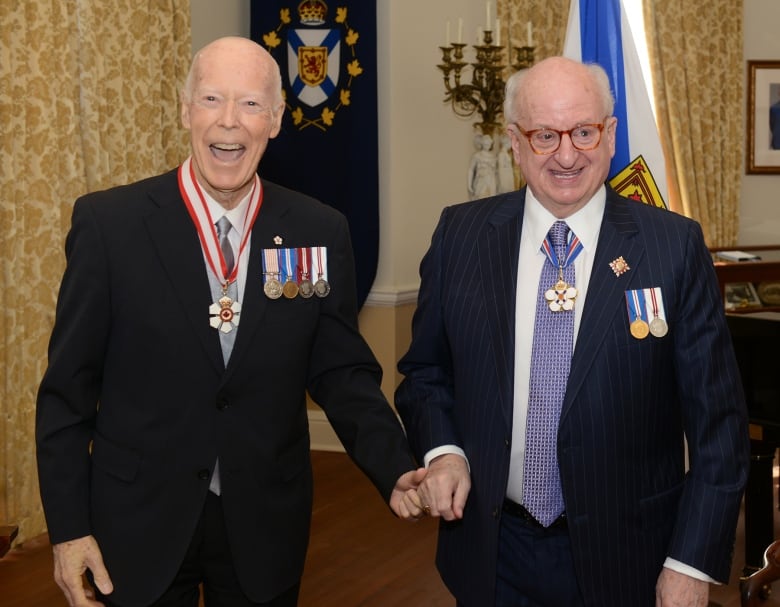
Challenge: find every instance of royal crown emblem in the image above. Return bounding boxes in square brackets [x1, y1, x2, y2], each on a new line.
[298, 0, 327, 26]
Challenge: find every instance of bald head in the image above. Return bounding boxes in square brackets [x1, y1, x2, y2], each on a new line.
[182, 37, 283, 113]
[504, 56, 614, 126]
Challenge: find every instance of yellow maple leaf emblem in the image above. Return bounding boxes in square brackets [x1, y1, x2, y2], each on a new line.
[280, 8, 291, 24]
[346, 29, 359, 46]
[340, 90, 351, 106]
[291, 107, 303, 125]
[347, 59, 363, 77]
[263, 31, 281, 49]
[322, 107, 335, 126]
[336, 8, 347, 23]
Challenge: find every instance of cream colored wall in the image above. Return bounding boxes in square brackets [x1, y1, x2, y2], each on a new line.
[190, 0, 249, 51]
[741, 0, 780, 245]
[357, 302, 416, 399]
[375, 0, 487, 293]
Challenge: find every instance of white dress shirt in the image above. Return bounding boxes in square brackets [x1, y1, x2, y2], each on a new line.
[506, 187, 605, 501]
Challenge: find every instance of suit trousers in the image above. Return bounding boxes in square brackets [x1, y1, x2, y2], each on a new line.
[492, 509, 583, 607]
[95, 493, 300, 607]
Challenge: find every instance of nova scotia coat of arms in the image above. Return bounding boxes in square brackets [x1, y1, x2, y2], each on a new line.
[262, 0, 364, 130]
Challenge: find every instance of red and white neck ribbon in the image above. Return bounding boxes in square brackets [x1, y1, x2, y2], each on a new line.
[177, 156, 263, 287]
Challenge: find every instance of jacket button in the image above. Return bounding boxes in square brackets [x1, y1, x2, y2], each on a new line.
[216, 397, 229, 410]
[197, 469, 210, 480]
[492, 507, 500, 518]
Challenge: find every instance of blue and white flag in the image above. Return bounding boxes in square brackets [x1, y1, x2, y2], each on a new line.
[251, 1, 379, 307]
[563, 0, 667, 207]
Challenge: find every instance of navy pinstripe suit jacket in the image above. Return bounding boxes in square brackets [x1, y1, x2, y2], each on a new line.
[396, 186, 749, 607]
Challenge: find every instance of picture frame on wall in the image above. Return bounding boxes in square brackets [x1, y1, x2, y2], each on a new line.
[746, 60, 780, 174]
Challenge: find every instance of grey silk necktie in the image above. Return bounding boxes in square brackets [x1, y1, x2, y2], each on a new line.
[215, 216, 235, 275]
[522, 220, 574, 526]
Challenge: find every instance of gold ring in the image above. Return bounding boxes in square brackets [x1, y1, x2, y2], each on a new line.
[422, 504, 432, 516]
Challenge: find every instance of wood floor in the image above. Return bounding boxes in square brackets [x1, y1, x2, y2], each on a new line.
[0, 450, 776, 606]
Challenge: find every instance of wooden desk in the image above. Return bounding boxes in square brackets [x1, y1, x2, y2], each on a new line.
[1, 525, 18, 558]
[710, 245, 780, 313]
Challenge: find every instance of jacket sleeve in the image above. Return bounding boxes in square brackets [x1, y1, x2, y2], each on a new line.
[666, 220, 750, 581]
[305, 212, 415, 501]
[395, 208, 462, 463]
[36, 197, 111, 544]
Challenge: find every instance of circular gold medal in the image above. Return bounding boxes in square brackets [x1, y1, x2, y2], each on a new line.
[264, 278, 283, 299]
[630, 318, 650, 339]
[649, 317, 668, 338]
[282, 279, 299, 299]
[299, 279, 314, 299]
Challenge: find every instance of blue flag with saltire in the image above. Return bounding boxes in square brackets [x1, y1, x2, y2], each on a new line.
[563, 0, 667, 208]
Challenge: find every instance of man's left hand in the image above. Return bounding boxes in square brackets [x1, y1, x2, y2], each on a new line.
[389, 468, 428, 521]
[656, 567, 709, 607]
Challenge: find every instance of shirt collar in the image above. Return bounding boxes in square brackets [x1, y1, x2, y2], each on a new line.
[201, 189, 252, 238]
[523, 186, 606, 254]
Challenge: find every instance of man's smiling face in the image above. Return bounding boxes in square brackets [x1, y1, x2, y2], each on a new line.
[507, 57, 616, 219]
[181, 37, 283, 209]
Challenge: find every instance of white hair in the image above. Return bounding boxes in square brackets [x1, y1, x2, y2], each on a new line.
[503, 59, 615, 125]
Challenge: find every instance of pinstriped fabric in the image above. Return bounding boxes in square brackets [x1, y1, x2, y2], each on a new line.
[396, 187, 749, 606]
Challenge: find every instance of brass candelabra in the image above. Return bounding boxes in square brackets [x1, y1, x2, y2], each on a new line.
[438, 29, 535, 135]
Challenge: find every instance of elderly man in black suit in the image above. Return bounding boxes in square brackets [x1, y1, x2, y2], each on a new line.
[37, 36, 425, 607]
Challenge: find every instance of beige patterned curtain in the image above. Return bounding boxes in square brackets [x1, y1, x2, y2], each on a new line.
[0, 1, 190, 544]
[497, 0, 571, 68]
[644, 1, 743, 245]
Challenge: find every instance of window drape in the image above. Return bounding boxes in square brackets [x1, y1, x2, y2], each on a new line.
[0, 0, 191, 544]
[644, 1, 743, 245]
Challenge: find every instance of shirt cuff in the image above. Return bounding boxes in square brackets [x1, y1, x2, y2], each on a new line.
[664, 558, 719, 584]
[423, 445, 469, 470]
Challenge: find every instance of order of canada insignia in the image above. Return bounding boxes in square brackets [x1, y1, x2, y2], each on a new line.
[262, 1, 363, 131]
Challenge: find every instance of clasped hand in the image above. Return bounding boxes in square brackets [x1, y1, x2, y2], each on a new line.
[391, 453, 471, 521]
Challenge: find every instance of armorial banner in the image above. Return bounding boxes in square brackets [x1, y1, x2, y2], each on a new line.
[251, 1, 379, 307]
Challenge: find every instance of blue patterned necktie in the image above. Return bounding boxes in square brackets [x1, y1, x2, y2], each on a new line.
[215, 216, 235, 276]
[522, 220, 575, 526]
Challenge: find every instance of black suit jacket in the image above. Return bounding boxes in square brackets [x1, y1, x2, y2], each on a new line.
[36, 169, 415, 606]
[396, 187, 749, 607]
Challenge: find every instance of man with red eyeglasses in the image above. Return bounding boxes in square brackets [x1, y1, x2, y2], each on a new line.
[396, 56, 748, 607]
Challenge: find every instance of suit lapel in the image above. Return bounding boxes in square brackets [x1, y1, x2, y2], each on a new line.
[563, 193, 644, 414]
[143, 173, 225, 374]
[480, 190, 525, 428]
[220, 185, 291, 379]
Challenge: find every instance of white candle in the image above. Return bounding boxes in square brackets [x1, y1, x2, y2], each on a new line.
[495, 18, 500, 46]
[527, 21, 533, 47]
[458, 17, 463, 43]
[446, 20, 451, 45]
[486, 2, 491, 30]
